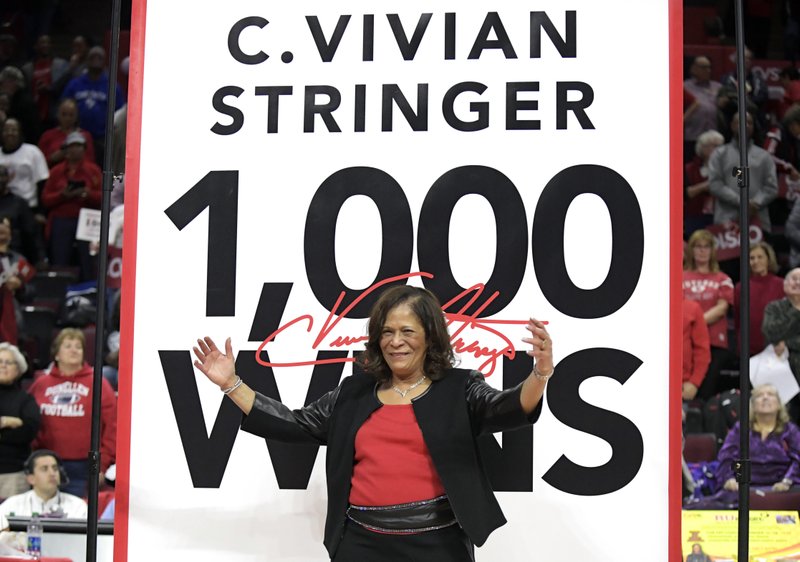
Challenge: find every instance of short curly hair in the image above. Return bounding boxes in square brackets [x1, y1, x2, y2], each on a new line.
[357, 285, 455, 382]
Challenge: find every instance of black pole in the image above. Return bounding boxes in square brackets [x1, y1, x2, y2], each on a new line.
[87, 0, 123, 560]
[732, 0, 751, 559]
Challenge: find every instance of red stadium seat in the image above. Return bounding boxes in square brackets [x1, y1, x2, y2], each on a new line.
[684, 432, 717, 463]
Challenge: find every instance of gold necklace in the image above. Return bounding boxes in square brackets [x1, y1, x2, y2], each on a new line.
[391, 375, 427, 398]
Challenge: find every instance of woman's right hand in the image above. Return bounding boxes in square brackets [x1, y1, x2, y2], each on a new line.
[193, 337, 237, 389]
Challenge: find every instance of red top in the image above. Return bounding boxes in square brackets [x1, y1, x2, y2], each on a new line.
[734, 273, 786, 356]
[349, 404, 445, 506]
[40, 158, 102, 238]
[29, 363, 117, 471]
[683, 270, 734, 349]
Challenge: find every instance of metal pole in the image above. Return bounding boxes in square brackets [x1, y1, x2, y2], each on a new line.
[87, 0, 123, 560]
[732, 0, 751, 559]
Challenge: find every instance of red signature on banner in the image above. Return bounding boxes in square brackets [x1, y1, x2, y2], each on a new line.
[255, 272, 536, 376]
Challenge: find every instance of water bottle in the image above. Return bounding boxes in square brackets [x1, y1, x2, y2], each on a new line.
[26, 512, 42, 560]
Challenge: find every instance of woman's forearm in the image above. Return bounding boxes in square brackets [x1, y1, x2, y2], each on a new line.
[703, 300, 729, 325]
[224, 380, 256, 415]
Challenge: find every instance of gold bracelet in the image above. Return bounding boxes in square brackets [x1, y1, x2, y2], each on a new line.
[533, 363, 554, 381]
[221, 376, 243, 394]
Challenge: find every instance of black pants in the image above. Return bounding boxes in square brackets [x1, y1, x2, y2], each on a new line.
[697, 346, 730, 401]
[333, 521, 474, 562]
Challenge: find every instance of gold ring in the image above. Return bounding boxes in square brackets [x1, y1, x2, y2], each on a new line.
[541, 339, 548, 351]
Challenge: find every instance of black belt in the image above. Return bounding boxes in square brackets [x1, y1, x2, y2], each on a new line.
[346, 495, 458, 534]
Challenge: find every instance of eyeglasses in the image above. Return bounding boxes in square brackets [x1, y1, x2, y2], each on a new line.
[0, 359, 18, 367]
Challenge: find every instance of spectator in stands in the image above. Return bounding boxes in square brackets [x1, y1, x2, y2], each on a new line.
[708, 111, 778, 236]
[734, 242, 786, 357]
[21, 35, 69, 128]
[0, 66, 39, 143]
[29, 328, 116, 497]
[0, 164, 44, 266]
[0, 343, 39, 498]
[684, 56, 722, 164]
[763, 268, 800, 391]
[0, 118, 49, 212]
[718, 48, 769, 139]
[0, 219, 36, 344]
[776, 68, 800, 120]
[41, 132, 102, 281]
[0, 450, 87, 531]
[65, 36, 90, 81]
[61, 46, 125, 166]
[786, 198, 800, 268]
[38, 98, 96, 168]
[683, 299, 710, 401]
[683, 229, 735, 400]
[685, 129, 724, 236]
[764, 104, 800, 184]
[716, 384, 800, 496]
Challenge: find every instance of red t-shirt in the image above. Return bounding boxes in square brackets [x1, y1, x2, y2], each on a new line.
[682, 270, 734, 349]
[349, 404, 445, 506]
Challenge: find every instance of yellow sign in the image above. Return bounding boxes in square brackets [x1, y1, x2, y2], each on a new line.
[682, 511, 800, 561]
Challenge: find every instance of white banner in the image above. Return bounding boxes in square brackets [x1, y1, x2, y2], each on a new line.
[117, 1, 681, 560]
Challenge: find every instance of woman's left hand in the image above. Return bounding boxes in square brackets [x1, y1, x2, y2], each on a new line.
[523, 317, 553, 375]
[773, 480, 792, 492]
[0, 416, 22, 429]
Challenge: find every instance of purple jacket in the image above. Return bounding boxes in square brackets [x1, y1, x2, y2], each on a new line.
[715, 421, 800, 485]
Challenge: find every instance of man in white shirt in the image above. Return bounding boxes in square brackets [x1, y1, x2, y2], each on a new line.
[0, 450, 87, 530]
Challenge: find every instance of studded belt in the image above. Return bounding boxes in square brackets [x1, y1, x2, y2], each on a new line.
[346, 495, 458, 534]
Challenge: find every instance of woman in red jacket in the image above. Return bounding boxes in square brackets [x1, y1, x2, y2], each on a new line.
[29, 327, 116, 497]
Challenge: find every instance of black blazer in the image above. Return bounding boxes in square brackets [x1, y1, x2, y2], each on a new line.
[241, 368, 540, 558]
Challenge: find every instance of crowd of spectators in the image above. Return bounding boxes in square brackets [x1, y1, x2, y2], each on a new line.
[682, 35, 800, 510]
[0, 8, 127, 540]
[5, 0, 800, 543]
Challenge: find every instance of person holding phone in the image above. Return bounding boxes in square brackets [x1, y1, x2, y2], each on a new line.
[40, 132, 101, 280]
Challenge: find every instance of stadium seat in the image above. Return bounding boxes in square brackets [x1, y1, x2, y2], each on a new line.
[684, 432, 717, 463]
[20, 306, 58, 370]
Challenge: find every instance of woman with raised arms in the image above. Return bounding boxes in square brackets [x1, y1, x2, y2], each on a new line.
[194, 285, 554, 561]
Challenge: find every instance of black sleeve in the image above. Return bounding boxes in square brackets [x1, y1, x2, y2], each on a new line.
[0, 392, 40, 445]
[465, 370, 541, 435]
[240, 385, 341, 445]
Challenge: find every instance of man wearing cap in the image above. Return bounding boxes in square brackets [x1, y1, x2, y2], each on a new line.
[40, 132, 101, 280]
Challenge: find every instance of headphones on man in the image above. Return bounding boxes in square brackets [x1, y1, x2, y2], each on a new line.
[23, 449, 70, 487]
